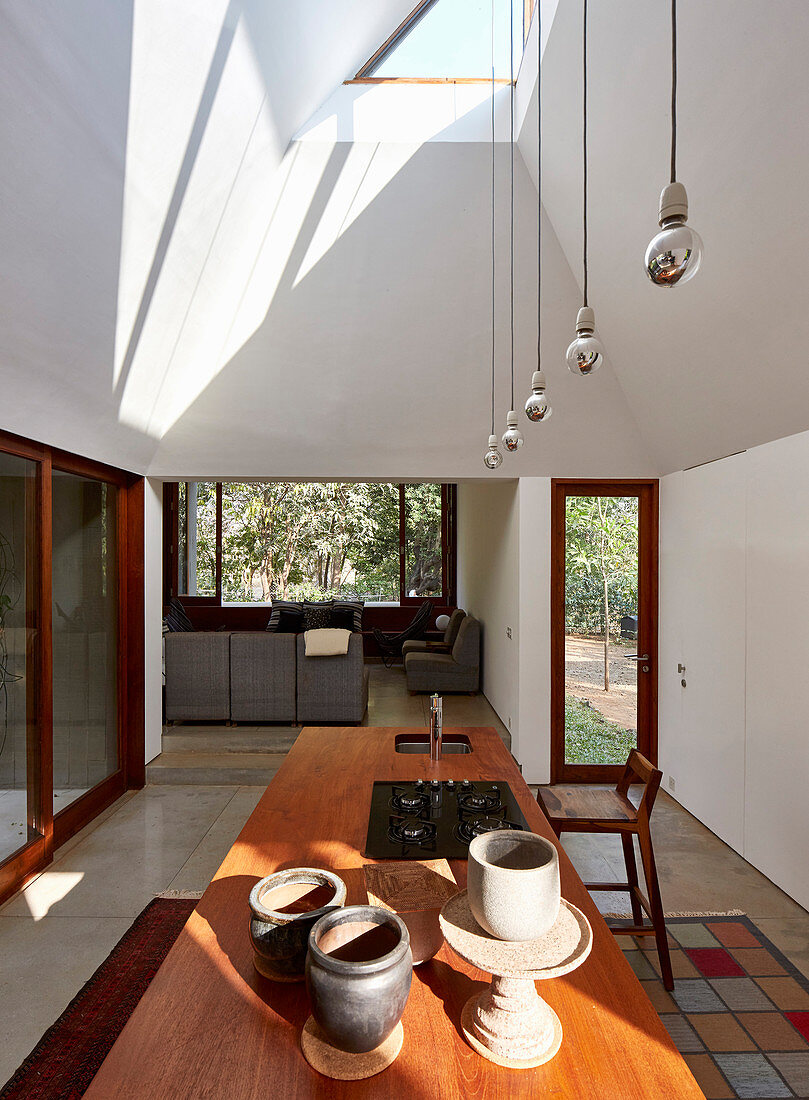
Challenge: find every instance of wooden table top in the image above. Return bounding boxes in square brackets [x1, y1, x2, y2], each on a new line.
[86, 727, 704, 1099]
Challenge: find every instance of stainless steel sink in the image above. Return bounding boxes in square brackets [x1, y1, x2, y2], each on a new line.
[394, 734, 472, 755]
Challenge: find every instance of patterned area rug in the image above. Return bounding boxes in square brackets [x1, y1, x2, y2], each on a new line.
[621, 916, 809, 1098]
[0, 898, 197, 1100]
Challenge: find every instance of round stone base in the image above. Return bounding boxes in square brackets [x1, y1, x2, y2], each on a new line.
[300, 1018, 404, 1080]
[461, 991, 563, 1070]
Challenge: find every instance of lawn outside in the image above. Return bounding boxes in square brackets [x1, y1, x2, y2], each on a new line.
[564, 693, 637, 765]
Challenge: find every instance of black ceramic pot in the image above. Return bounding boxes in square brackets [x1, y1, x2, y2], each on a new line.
[306, 905, 412, 1053]
[249, 868, 346, 982]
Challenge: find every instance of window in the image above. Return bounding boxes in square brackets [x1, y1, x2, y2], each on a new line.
[166, 482, 456, 607]
[354, 0, 533, 81]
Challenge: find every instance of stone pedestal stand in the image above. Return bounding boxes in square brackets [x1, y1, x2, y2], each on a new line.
[439, 891, 592, 1070]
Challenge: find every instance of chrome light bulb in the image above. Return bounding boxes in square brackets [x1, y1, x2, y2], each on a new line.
[645, 182, 703, 287]
[501, 410, 524, 452]
[566, 306, 604, 376]
[483, 434, 503, 469]
[524, 370, 552, 422]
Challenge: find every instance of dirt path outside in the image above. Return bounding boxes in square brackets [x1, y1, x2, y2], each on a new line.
[565, 635, 637, 730]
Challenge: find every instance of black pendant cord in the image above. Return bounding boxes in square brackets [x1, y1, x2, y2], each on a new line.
[582, 0, 588, 308]
[509, 0, 515, 411]
[536, 0, 542, 369]
[490, 0, 496, 437]
[670, 0, 677, 183]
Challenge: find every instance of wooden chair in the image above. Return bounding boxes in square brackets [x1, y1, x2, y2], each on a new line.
[537, 750, 673, 990]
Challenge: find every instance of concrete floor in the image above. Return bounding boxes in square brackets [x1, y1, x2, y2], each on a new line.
[0, 669, 807, 1086]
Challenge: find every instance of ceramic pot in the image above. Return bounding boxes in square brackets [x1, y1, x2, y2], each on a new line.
[467, 831, 560, 941]
[249, 868, 346, 982]
[306, 905, 412, 1053]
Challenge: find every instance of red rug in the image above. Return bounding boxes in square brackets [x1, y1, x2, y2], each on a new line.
[0, 898, 196, 1100]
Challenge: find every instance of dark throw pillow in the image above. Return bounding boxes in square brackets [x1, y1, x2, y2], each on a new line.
[302, 600, 334, 630]
[266, 600, 303, 632]
[329, 607, 356, 632]
[331, 600, 364, 632]
[274, 608, 304, 634]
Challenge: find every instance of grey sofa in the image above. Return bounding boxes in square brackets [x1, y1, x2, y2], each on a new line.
[164, 629, 368, 724]
[404, 615, 480, 693]
[165, 632, 231, 722]
[296, 633, 369, 724]
[401, 608, 465, 659]
[230, 632, 296, 722]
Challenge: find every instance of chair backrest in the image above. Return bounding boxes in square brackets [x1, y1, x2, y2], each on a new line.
[452, 616, 480, 666]
[616, 748, 662, 823]
[443, 608, 466, 645]
[404, 599, 433, 640]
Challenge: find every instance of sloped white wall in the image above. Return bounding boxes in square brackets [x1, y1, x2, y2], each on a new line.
[659, 432, 809, 910]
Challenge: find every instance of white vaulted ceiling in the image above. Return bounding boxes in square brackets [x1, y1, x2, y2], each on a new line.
[520, 0, 809, 474]
[1, 1, 809, 478]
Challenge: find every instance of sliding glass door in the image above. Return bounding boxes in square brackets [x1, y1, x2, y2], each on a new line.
[0, 431, 144, 904]
[0, 453, 42, 865]
[52, 472, 120, 816]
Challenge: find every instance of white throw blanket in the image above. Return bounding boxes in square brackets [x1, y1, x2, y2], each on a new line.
[304, 628, 351, 657]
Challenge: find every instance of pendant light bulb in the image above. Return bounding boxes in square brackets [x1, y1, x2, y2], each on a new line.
[566, 306, 605, 376]
[525, 371, 552, 422]
[484, 434, 504, 470]
[645, 182, 703, 287]
[501, 410, 524, 452]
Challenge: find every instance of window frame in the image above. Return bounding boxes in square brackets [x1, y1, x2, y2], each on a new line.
[349, 0, 536, 83]
[164, 481, 456, 609]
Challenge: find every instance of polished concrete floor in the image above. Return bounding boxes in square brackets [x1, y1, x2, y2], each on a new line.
[0, 670, 807, 1086]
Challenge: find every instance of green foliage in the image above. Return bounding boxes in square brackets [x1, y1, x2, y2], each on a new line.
[564, 694, 636, 765]
[565, 496, 638, 637]
[180, 482, 443, 604]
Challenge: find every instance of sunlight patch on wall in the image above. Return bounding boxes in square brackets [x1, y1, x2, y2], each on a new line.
[114, 1, 283, 438]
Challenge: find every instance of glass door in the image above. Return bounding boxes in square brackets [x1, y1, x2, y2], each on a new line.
[51, 472, 121, 818]
[0, 453, 43, 866]
[551, 481, 658, 782]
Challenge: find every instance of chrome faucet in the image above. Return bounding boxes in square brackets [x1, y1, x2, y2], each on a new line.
[429, 694, 443, 762]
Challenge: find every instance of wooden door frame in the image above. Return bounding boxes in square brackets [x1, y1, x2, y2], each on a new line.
[550, 479, 659, 783]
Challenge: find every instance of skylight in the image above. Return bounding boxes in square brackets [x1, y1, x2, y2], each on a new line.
[361, 0, 531, 80]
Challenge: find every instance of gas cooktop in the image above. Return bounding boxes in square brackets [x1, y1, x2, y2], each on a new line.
[363, 779, 530, 860]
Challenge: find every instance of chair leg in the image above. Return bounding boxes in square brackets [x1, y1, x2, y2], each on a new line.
[621, 833, 644, 928]
[637, 824, 674, 991]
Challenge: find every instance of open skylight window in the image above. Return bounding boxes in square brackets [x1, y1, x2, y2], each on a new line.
[356, 0, 532, 81]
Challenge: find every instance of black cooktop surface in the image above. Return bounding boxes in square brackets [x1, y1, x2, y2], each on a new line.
[363, 779, 530, 860]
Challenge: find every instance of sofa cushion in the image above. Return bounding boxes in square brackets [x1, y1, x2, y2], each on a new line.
[303, 600, 333, 630]
[266, 600, 303, 632]
[443, 608, 466, 646]
[331, 600, 363, 632]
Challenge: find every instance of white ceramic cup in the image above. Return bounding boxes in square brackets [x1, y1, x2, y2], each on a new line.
[467, 831, 561, 941]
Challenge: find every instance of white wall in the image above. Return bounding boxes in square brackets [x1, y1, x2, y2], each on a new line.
[144, 479, 163, 764]
[456, 480, 521, 751]
[456, 476, 551, 785]
[517, 478, 551, 784]
[659, 431, 809, 910]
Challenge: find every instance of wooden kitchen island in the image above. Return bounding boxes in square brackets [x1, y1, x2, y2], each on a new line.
[86, 727, 704, 1098]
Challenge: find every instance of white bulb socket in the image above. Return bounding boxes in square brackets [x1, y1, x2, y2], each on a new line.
[658, 181, 689, 225]
[575, 306, 597, 336]
[506, 411, 518, 429]
[488, 434, 498, 449]
[530, 370, 547, 394]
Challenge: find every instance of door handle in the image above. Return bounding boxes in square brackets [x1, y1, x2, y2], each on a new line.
[625, 654, 650, 661]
